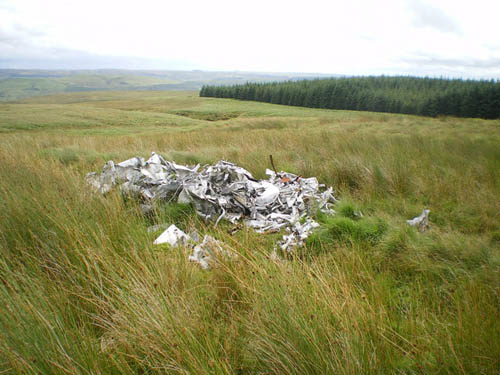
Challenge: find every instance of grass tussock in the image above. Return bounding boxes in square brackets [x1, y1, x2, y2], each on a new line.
[0, 91, 499, 374]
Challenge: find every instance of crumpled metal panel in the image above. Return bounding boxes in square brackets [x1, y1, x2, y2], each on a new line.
[152, 224, 190, 246]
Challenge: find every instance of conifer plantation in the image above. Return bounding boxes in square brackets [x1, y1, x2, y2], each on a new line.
[200, 76, 500, 119]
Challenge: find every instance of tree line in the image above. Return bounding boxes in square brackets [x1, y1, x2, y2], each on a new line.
[200, 76, 500, 119]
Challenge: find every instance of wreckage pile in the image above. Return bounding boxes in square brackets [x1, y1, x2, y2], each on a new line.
[86, 152, 338, 267]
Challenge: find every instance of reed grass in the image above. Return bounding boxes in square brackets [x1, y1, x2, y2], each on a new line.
[0, 91, 499, 374]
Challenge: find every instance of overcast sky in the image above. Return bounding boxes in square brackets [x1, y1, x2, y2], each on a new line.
[1, 0, 499, 78]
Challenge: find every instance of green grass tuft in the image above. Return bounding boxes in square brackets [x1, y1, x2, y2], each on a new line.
[308, 216, 388, 252]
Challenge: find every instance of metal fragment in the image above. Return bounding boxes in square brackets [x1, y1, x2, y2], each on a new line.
[407, 209, 430, 232]
[188, 235, 236, 269]
[153, 224, 190, 246]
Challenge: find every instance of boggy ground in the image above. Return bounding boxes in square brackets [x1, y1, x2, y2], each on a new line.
[0, 91, 499, 374]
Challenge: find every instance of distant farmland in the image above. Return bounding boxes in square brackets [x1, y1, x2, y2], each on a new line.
[201, 76, 500, 119]
[0, 69, 333, 101]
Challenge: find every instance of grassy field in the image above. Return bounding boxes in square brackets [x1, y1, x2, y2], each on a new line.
[0, 90, 499, 374]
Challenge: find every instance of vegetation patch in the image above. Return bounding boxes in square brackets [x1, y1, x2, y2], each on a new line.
[151, 202, 196, 230]
[166, 150, 214, 166]
[229, 118, 287, 130]
[39, 147, 118, 165]
[170, 110, 242, 121]
[308, 216, 388, 250]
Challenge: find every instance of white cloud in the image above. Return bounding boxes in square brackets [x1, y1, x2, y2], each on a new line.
[407, 0, 461, 34]
[0, 0, 499, 77]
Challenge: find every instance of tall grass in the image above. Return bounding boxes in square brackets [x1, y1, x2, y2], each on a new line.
[0, 91, 499, 374]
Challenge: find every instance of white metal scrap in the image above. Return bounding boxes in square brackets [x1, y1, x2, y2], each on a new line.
[407, 209, 430, 232]
[87, 152, 338, 257]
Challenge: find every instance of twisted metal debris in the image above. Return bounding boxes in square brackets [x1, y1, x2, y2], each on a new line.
[407, 209, 430, 232]
[87, 152, 338, 258]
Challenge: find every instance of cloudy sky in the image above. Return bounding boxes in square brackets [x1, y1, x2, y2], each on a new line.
[1, 0, 499, 78]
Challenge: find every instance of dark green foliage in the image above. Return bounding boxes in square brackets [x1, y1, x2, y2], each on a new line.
[379, 226, 416, 258]
[170, 110, 241, 121]
[491, 230, 500, 245]
[335, 200, 364, 220]
[200, 76, 500, 119]
[308, 216, 388, 252]
[306, 204, 388, 257]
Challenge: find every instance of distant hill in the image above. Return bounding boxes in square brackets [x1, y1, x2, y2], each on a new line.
[0, 69, 335, 101]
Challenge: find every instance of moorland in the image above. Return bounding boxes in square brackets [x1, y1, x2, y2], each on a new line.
[0, 90, 499, 374]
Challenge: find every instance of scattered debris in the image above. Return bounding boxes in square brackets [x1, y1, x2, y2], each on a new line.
[279, 219, 320, 251]
[87, 152, 338, 256]
[151, 226, 233, 269]
[407, 209, 430, 232]
[188, 235, 236, 269]
[86, 153, 433, 267]
[153, 224, 190, 246]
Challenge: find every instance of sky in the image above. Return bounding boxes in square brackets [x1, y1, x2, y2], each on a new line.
[1, 0, 499, 78]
